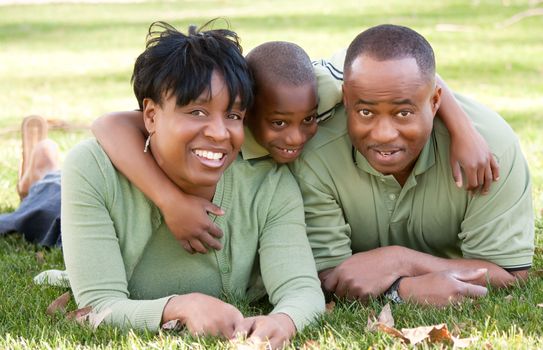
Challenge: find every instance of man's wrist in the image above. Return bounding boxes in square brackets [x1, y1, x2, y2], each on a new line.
[384, 276, 404, 304]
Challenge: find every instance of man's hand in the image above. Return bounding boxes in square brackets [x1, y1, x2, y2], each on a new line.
[234, 313, 296, 350]
[399, 269, 488, 306]
[320, 247, 410, 300]
[162, 293, 243, 338]
[449, 129, 499, 194]
[160, 190, 224, 254]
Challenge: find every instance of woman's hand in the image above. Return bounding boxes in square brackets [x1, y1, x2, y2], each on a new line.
[162, 293, 244, 338]
[449, 127, 499, 194]
[159, 189, 225, 254]
[234, 313, 296, 349]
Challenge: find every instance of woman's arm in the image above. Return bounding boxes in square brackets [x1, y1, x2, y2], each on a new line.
[436, 75, 499, 194]
[91, 111, 224, 253]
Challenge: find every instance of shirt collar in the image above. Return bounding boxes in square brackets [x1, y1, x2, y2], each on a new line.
[353, 130, 436, 181]
[240, 126, 270, 160]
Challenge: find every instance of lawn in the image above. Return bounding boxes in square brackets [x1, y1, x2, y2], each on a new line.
[0, 0, 542, 348]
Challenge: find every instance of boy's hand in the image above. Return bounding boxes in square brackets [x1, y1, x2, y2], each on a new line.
[159, 189, 224, 254]
[449, 129, 499, 194]
[234, 313, 296, 350]
[163, 293, 243, 338]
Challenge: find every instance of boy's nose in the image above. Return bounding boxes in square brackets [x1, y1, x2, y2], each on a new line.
[285, 128, 305, 146]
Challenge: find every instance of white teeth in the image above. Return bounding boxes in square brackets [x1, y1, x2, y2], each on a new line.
[281, 148, 297, 154]
[194, 149, 224, 160]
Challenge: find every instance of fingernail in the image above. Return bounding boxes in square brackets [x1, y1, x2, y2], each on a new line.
[455, 181, 462, 188]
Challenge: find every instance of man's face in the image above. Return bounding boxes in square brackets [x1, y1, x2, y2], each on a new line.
[343, 55, 441, 185]
[247, 82, 318, 164]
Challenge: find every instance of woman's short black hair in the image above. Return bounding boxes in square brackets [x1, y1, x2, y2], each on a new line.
[132, 20, 253, 111]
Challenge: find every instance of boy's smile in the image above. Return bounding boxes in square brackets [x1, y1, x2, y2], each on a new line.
[248, 82, 318, 164]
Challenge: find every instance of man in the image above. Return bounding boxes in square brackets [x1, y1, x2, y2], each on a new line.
[290, 24, 534, 306]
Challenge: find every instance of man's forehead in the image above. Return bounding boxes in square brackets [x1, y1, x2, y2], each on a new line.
[346, 55, 421, 81]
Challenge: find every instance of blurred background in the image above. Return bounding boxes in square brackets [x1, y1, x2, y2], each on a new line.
[0, 0, 542, 222]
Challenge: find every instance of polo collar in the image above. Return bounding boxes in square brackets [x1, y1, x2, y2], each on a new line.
[240, 126, 270, 160]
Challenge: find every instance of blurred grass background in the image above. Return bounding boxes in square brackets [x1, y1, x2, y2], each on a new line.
[0, 0, 542, 348]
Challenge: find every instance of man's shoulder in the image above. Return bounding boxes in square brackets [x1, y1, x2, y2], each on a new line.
[435, 93, 519, 157]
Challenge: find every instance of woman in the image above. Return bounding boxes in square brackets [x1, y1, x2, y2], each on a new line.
[61, 21, 324, 348]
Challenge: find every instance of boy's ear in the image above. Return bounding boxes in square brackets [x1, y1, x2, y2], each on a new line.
[142, 98, 158, 134]
[341, 83, 347, 106]
[431, 85, 442, 116]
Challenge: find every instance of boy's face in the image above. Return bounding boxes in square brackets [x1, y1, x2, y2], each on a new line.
[247, 82, 318, 164]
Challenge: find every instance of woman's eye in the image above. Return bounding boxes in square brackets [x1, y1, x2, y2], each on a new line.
[227, 113, 242, 120]
[397, 110, 412, 118]
[272, 120, 286, 127]
[190, 110, 206, 117]
[359, 109, 372, 117]
[303, 115, 316, 124]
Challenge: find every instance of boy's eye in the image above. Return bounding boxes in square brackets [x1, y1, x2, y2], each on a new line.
[272, 120, 286, 127]
[303, 115, 316, 124]
[190, 110, 206, 117]
[396, 110, 413, 118]
[358, 109, 373, 117]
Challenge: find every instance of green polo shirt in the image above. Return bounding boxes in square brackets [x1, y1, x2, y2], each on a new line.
[62, 139, 324, 331]
[290, 92, 534, 272]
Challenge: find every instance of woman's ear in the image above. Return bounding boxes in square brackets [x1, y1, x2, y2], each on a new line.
[142, 98, 158, 134]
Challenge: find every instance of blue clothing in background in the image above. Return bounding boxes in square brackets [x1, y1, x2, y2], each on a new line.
[0, 171, 61, 247]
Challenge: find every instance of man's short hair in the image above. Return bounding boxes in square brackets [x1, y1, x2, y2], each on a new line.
[246, 41, 316, 92]
[344, 24, 436, 82]
[132, 21, 253, 111]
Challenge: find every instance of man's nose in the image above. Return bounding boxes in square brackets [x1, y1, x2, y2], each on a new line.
[370, 117, 398, 143]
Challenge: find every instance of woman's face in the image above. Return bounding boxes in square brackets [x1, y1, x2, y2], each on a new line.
[144, 71, 245, 195]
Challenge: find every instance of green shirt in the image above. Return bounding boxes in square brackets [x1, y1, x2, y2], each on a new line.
[61, 139, 324, 331]
[290, 90, 534, 272]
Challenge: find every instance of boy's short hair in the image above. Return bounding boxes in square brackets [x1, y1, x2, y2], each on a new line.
[246, 41, 316, 91]
[344, 24, 436, 83]
[132, 21, 253, 111]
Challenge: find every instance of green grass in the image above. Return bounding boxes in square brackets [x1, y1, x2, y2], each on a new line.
[1, 0, 542, 348]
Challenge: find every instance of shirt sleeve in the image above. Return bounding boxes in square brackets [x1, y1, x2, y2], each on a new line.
[257, 166, 325, 330]
[459, 139, 534, 269]
[290, 156, 353, 272]
[61, 140, 172, 331]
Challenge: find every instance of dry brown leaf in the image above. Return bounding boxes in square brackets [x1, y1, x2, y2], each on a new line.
[504, 294, 514, 303]
[325, 301, 336, 313]
[35, 251, 45, 265]
[401, 325, 433, 345]
[46, 291, 71, 316]
[376, 323, 407, 342]
[427, 324, 452, 343]
[537, 303, 543, 308]
[377, 303, 394, 327]
[162, 319, 182, 331]
[452, 336, 478, 348]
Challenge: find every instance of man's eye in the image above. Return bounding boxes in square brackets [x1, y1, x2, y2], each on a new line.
[359, 109, 372, 117]
[272, 120, 286, 127]
[190, 110, 206, 117]
[397, 110, 412, 118]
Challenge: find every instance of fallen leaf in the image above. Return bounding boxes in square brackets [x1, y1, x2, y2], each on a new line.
[35, 251, 45, 265]
[229, 337, 269, 350]
[367, 308, 406, 341]
[325, 301, 335, 313]
[427, 324, 452, 343]
[504, 295, 513, 303]
[162, 319, 182, 331]
[376, 323, 407, 341]
[46, 291, 71, 316]
[537, 303, 543, 308]
[452, 336, 479, 348]
[377, 303, 394, 327]
[402, 324, 453, 345]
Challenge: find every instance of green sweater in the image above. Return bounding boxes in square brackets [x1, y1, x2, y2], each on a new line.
[61, 139, 324, 331]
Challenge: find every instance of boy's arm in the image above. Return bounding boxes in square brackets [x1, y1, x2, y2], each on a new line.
[436, 75, 499, 194]
[91, 111, 224, 253]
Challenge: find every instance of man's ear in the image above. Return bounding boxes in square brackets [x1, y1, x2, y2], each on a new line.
[431, 85, 442, 115]
[142, 98, 158, 134]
